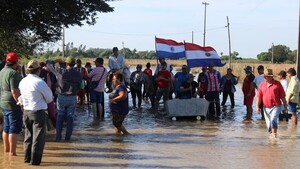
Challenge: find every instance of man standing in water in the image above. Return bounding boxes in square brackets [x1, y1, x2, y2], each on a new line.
[242, 66, 256, 121]
[155, 61, 171, 110]
[205, 63, 221, 120]
[286, 68, 300, 126]
[256, 69, 287, 138]
[254, 65, 265, 120]
[19, 60, 53, 165]
[0, 52, 23, 156]
[86, 58, 108, 125]
[56, 57, 82, 142]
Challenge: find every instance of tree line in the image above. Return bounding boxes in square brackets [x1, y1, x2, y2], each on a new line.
[36, 43, 297, 63]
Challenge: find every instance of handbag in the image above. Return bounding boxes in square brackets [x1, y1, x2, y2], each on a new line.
[90, 68, 106, 91]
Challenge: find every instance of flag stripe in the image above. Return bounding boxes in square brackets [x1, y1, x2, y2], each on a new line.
[185, 50, 220, 59]
[156, 43, 185, 53]
[187, 58, 225, 68]
[185, 42, 225, 68]
[155, 37, 186, 59]
[185, 44, 215, 52]
[156, 37, 184, 46]
[156, 51, 186, 59]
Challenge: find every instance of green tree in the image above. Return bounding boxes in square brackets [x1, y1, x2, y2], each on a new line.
[257, 52, 271, 61]
[0, 0, 114, 54]
[258, 44, 292, 63]
[268, 45, 290, 63]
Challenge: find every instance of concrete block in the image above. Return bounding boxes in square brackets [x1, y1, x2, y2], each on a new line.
[166, 98, 209, 118]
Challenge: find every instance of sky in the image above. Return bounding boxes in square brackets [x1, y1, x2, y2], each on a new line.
[51, 0, 299, 59]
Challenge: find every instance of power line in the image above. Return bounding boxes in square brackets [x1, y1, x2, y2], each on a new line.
[68, 26, 226, 37]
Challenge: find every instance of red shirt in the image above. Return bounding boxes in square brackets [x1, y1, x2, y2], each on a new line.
[258, 79, 285, 108]
[242, 73, 255, 95]
[156, 70, 171, 88]
[144, 68, 152, 76]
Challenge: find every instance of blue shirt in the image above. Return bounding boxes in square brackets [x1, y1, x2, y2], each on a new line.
[174, 72, 189, 92]
[109, 84, 129, 115]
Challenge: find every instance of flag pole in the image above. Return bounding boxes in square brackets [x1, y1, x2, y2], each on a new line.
[155, 36, 159, 74]
[184, 40, 188, 68]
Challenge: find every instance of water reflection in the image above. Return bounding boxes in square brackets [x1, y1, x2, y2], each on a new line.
[1, 84, 300, 168]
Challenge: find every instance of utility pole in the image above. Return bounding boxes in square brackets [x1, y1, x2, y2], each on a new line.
[62, 27, 65, 57]
[271, 42, 274, 64]
[226, 16, 232, 68]
[192, 31, 194, 43]
[202, 2, 209, 47]
[122, 41, 125, 57]
[297, 1, 300, 79]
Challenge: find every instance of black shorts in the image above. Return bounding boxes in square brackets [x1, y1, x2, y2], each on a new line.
[112, 114, 126, 128]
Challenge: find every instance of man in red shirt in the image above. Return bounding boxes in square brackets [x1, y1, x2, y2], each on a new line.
[256, 69, 288, 139]
[155, 61, 171, 110]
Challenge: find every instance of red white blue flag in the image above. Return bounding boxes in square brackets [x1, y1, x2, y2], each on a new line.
[185, 42, 225, 68]
[155, 37, 185, 59]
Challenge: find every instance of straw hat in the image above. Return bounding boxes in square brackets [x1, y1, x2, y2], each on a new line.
[264, 69, 274, 77]
[27, 60, 40, 71]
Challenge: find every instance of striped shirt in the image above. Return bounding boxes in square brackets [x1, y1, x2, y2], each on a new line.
[205, 70, 221, 92]
[88, 66, 108, 92]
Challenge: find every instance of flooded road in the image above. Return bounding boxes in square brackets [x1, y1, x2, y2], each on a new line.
[1, 84, 300, 169]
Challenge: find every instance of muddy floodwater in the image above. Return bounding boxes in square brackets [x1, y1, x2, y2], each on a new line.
[1, 84, 300, 169]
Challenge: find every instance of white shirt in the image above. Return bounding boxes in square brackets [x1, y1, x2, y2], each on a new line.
[254, 74, 264, 90]
[280, 79, 288, 92]
[108, 54, 126, 70]
[19, 74, 53, 111]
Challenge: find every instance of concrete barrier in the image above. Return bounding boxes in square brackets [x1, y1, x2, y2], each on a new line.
[166, 98, 209, 120]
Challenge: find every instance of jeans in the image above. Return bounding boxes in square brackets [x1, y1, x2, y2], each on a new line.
[2, 108, 22, 134]
[56, 95, 77, 141]
[264, 105, 283, 132]
[130, 88, 142, 108]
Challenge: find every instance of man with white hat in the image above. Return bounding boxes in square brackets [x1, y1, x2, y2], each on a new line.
[256, 69, 288, 139]
[19, 60, 53, 165]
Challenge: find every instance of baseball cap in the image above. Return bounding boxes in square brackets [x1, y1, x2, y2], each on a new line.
[182, 65, 188, 69]
[6, 52, 19, 63]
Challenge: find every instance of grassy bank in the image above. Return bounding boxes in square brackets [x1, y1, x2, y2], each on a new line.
[19, 57, 296, 84]
[120, 59, 296, 82]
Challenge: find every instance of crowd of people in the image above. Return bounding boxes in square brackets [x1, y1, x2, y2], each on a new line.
[0, 48, 300, 165]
